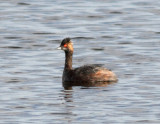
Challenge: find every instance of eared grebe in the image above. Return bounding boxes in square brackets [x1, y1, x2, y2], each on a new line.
[57, 38, 117, 89]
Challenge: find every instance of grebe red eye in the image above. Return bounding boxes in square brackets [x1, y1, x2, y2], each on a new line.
[64, 44, 67, 48]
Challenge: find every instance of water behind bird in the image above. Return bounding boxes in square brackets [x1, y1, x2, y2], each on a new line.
[0, 0, 160, 123]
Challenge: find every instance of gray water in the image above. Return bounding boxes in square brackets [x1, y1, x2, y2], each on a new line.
[0, 0, 160, 123]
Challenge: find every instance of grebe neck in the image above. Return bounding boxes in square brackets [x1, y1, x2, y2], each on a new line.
[64, 51, 73, 70]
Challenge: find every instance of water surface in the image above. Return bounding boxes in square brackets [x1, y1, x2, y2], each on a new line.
[0, 0, 160, 123]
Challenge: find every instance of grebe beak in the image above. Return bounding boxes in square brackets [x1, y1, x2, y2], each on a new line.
[57, 47, 62, 50]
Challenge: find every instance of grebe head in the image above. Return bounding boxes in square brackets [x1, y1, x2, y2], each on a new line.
[57, 38, 73, 52]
